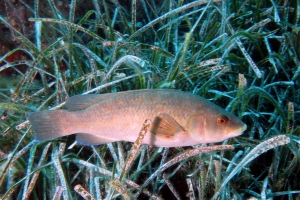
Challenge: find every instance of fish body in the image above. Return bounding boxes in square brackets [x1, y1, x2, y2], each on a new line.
[28, 89, 247, 147]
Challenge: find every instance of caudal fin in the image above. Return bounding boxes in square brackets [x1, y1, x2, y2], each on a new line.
[28, 110, 74, 142]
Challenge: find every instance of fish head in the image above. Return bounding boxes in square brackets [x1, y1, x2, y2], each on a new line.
[187, 105, 247, 143]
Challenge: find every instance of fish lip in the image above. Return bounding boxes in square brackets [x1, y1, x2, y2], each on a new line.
[239, 124, 247, 133]
[227, 124, 247, 138]
[242, 124, 247, 131]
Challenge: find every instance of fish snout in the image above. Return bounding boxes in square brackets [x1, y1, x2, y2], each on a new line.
[227, 123, 247, 138]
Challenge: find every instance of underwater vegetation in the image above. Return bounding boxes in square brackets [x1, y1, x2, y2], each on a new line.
[0, 0, 299, 199]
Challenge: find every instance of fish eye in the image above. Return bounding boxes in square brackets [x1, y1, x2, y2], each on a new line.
[217, 114, 228, 124]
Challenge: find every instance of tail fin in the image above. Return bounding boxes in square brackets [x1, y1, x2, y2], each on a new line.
[28, 110, 74, 142]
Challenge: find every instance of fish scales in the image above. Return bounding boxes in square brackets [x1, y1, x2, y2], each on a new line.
[80, 91, 194, 138]
[28, 89, 247, 147]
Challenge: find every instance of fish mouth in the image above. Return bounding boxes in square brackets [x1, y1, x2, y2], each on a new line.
[228, 124, 247, 138]
[241, 124, 247, 132]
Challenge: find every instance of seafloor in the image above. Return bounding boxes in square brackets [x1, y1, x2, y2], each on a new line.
[0, 0, 299, 199]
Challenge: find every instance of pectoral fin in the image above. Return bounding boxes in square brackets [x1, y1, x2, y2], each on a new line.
[150, 113, 185, 140]
[76, 133, 117, 145]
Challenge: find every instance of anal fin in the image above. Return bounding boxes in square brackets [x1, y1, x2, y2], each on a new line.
[76, 133, 116, 145]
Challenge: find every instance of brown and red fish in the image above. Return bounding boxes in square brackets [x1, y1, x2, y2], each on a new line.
[28, 89, 247, 147]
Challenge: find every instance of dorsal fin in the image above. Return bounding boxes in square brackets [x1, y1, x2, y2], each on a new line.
[150, 113, 185, 140]
[66, 94, 115, 111]
[66, 90, 181, 111]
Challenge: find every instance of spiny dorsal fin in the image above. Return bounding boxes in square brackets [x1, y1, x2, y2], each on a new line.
[150, 113, 185, 140]
[76, 133, 117, 145]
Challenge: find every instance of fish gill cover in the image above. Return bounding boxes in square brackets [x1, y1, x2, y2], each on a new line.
[0, 0, 299, 199]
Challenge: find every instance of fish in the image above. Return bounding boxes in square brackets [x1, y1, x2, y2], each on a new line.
[28, 89, 247, 147]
